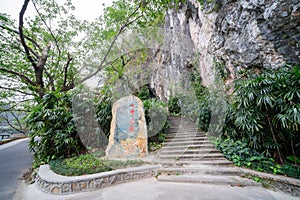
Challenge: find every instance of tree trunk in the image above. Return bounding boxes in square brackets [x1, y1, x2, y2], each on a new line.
[266, 112, 284, 164]
[291, 138, 298, 166]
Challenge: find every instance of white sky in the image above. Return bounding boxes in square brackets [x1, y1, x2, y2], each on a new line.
[0, 0, 113, 21]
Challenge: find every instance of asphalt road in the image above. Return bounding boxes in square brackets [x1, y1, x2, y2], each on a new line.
[0, 139, 33, 200]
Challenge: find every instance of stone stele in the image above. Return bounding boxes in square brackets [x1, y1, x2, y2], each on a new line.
[106, 95, 148, 158]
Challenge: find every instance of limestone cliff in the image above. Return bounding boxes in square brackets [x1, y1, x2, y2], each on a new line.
[149, 0, 300, 99]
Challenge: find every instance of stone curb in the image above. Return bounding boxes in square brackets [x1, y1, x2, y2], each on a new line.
[240, 168, 300, 197]
[0, 138, 29, 151]
[36, 164, 161, 195]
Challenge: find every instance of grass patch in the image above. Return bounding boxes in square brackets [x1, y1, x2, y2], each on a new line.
[49, 154, 144, 176]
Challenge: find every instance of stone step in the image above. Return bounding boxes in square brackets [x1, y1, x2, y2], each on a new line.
[169, 126, 198, 128]
[169, 128, 199, 131]
[160, 149, 220, 155]
[157, 175, 261, 187]
[159, 153, 225, 160]
[168, 121, 195, 124]
[158, 167, 241, 176]
[160, 157, 226, 162]
[162, 140, 211, 146]
[167, 131, 205, 134]
[165, 134, 206, 138]
[160, 157, 227, 161]
[168, 129, 201, 131]
[168, 119, 193, 122]
[170, 125, 198, 129]
[165, 137, 209, 142]
[160, 159, 233, 167]
[161, 144, 215, 150]
[166, 133, 206, 136]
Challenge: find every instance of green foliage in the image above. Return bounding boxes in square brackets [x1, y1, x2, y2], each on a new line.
[196, 0, 220, 12]
[103, 0, 171, 30]
[188, 70, 211, 131]
[165, 69, 211, 131]
[1, 0, 192, 170]
[26, 91, 85, 167]
[216, 65, 300, 178]
[213, 59, 228, 80]
[189, 70, 207, 98]
[95, 86, 113, 137]
[286, 156, 300, 164]
[196, 99, 211, 132]
[168, 96, 181, 115]
[143, 98, 169, 147]
[50, 154, 108, 176]
[105, 159, 144, 170]
[216, 138, 260, 167]
[137, 85, 169, 151]
[229, 65, 300, 162]
[137, 85, 153, 101]
[149, 142, 163, 152]
[0, 0, 173, 134]
[281, 163, 300, 179]
[49, 154, 144, 176]
[215, 137, 300, 178]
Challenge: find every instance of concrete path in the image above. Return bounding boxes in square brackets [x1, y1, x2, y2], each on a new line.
[0, 138, 33, 200]
[15, 178, 299, 200]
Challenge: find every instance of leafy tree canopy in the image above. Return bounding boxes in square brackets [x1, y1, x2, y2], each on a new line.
[0, 0, 174, 127]
[0, 0, 177, 165]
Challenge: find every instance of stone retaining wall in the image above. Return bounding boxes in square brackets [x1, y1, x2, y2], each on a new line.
[240, 168, 300, 197]
[36, 164, 161, 195]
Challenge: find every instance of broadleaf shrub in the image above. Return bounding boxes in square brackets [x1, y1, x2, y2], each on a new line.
[27, 91, 85, 167]
[95, 85, 113, 137]
[229, 65, 300, 163]
[167, 96, 181, 115]
[215, 137, 300, 178]
[215, 65, 300, 178]
[143, 98, 169, 146]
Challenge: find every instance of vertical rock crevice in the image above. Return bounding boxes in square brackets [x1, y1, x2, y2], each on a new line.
[148, 0, 300, 99]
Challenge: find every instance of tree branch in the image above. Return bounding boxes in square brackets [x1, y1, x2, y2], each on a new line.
[79, 5, 143, 84]
[0, 68, 37, 87]
[19, 0, 38, 69]
[44, 69, 55, 91]
[34, 42, 51, 91]
[26, 44, 39, 59]
[0, 85, 33, 96]
[32, 0, 61, 55]
[62, 54, 73, 90]
[37, 43, 51, 69]
[11, 112, 26, 132]
[0, 113, 26, 134]
[0, 24, 42, 51]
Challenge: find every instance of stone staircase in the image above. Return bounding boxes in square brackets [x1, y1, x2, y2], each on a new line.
[156, 116, 260, 187]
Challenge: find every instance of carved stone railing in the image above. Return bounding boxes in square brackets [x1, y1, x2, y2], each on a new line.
[36, 164, 161, 195]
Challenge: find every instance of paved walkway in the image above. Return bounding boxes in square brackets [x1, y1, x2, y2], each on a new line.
[0, 138, 33, 200]
[8, 121, 299, 199]
[14, 178, 299, 200]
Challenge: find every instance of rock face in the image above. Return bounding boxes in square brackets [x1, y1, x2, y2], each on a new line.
[148, 0, 300, 99]
[106, 95, 148, 158]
